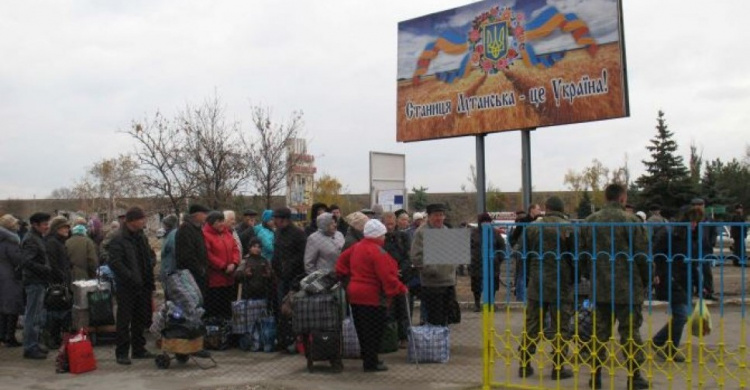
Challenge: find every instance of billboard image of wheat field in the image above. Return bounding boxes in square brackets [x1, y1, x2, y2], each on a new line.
[397, 0, 628, 142]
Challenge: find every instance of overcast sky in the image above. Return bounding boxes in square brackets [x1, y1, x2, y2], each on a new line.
[1, 0, 748, 200]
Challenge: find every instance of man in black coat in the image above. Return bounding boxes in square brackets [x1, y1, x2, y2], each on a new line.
[175, 204, 210, 295]
[271, 207, 307, 351]
[108, 207, 156, 365]
[44, 216, 72, 349]
[21, 212, 53, 359]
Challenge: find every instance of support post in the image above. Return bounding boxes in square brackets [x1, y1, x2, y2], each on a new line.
[521, 129, 534, 211]
[476, 135, 487, 213]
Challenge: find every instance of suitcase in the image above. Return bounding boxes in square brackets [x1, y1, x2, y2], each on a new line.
[304, 330, 343, 372]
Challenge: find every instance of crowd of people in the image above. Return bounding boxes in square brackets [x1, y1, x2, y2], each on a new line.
[0, 201, 444, 373]
[0, 188, 746, 384]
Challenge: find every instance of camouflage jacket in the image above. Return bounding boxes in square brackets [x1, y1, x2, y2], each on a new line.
[580, 202, 650, 304]
[524, 211, 575, 303]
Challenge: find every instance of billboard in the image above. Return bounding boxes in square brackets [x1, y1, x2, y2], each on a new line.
[397, 0, 628, 142]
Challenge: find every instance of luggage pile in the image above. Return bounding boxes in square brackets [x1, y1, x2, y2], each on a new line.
[151, 269, 215, 370]
[71, 278, 116, 345]
[151, 270, 205, 340]
[292, 271, 344, 372]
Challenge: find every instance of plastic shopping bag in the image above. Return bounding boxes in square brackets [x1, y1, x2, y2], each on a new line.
[689, 300, 712, 337]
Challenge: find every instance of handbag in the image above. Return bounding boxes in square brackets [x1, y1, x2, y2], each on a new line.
[259, 313, 276, 353]
[87, 289, 115, 327]
[67, 330, 97, 374]
[45, 284, 72, 311]
[342, 309, 360, 359]
[378, 320, 399, 354]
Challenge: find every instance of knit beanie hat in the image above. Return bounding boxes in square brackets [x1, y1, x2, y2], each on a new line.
[261, 209, 274, 223]
[364, 219, 387, 238]
[71, 224, 87, 236]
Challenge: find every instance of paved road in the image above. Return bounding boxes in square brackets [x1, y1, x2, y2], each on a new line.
[1, 304, 747, 390]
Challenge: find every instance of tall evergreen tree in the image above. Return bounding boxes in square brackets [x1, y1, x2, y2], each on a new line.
[635, 110, 694, 218]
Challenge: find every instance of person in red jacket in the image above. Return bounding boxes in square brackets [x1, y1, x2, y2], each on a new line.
[202, 211, 240, 319]
[336, 219, 407, 372]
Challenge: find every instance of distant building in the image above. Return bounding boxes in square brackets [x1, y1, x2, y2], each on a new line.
[286, 138, 316, 215]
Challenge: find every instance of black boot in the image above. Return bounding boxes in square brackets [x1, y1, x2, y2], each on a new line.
[628, 371, 649, 390]
[5, 314, 21, 347]
[473, 294, 481, 313]
[589, 370, 602, 389]
[518, 351, 534, 378]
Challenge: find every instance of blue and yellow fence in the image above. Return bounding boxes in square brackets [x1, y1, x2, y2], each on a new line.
[481, 221, 748, 389]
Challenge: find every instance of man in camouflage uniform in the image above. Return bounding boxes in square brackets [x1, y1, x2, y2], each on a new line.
[518, 197, 574, 380]
[581, 184, 650, 390]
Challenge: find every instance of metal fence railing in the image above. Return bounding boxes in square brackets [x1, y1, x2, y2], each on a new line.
[482, 221, 748, 390]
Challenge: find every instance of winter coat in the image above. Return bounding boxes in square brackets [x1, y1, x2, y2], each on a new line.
[523, 211, 575, 303]
[653, 225, 699, 305]
[107, 227, 155, 293]
[469, 226, 505, 279]
[159, 228, 177, 282]
[254, 223, 275, 261]
[175, 219, 209, 291]
[304, 214, 344, 274]
[203, 224, 240, 288]
[383, 230, 413, 283]
[410, 221, 457, 288]
[0, 226, 24, 314]
[66, 234, 98, 281]
[580, 202, 650, 304]
[236, 254, 273, 300]
[21, 229, 53, 286]
[342, 227, 364, 251]
[46, 233, 72, 287]
[271, 224, 307, 284]
[336, 237, 408, 307]
[237, 222, 256, 257]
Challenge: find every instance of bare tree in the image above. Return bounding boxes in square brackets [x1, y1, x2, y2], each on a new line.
[125, 112, 197, 215]
[71, 155, 142, 219]
[49, 187, 76, 199]
[179, 95, 250, 209]
[247, 106, 305, 209]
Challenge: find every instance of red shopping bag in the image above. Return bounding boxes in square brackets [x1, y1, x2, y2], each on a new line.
[67, 330, 97, 374]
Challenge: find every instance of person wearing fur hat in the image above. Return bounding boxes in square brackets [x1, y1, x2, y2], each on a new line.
[0, 214, 24, 348]
[304, 212, 344, 275]
[202, 211, 240, 320]
[254, 210, 275, 261]
[66, 223, 98, 281]
[175, 204, 211, 294]
[21, 212, 53, 359]
[343, 211, 368, 251]
[336, 219, 408, 372]
[44, 216, 72, 349]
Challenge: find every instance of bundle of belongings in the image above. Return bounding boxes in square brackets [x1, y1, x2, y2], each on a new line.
[151, 269, 205, 340]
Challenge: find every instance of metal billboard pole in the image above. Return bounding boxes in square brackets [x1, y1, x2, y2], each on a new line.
[476, 134, 487, 214]
[521, 129, 535, 211]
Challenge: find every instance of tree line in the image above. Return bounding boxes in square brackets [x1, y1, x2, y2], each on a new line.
[50, 94, 305, 218]
[567, 110, 750, 219]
